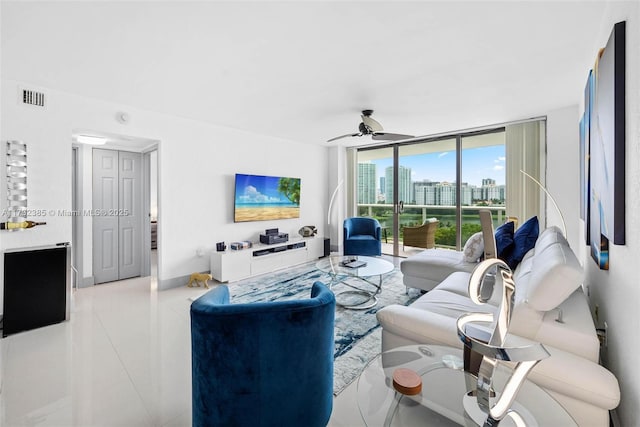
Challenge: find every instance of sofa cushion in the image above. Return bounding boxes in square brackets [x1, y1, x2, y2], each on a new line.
[400, 249, 478, 290]
[504, 216, 539, 270]
[410, 287, 497, 320]
[524, 237, 583, 311]
[432, 271, 476, 298]
[534, 225, 565, 253]
[462, 232, 484, 262]
[509, 288, 600, 362]
[494, 221, 515, 260]
[526, 343, 620, 411]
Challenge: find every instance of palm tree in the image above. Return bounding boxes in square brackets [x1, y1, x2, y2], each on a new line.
[277, 178, 300, 205]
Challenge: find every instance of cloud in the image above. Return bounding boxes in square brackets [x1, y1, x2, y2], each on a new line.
[493, 165, 504, 171]
[244, 185, 259, 196]
[239, 185, 281, 203]
[498, 156, 506, 161]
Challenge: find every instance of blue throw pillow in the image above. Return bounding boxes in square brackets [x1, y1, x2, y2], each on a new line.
[494, 221, 515, 261]
[505, 216, 539, 270]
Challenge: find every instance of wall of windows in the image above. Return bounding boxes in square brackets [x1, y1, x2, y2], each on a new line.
[355, 128, 508, 255]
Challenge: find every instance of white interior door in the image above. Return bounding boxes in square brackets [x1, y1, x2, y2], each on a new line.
[93, 149, 119, 283]
[92, 149, 142, 284]
[118, 151, 142, 280]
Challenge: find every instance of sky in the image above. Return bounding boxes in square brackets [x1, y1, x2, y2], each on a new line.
[235, 174, 297, 205]
[368, 145, 506, 187]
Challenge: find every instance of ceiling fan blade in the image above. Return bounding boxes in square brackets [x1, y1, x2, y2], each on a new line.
[361, 115, 383, 132]
[372, 132, 414, 141]
[327, 132, 362, 143]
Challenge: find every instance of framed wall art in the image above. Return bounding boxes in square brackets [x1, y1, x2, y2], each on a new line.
[587, 21, 626, 269]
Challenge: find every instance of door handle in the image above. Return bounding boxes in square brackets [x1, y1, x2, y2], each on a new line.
[398, 201, 404, 214]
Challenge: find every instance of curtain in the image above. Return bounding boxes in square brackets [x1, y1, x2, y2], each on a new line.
[346, 147, 357, 219]
[505, 121, 544, 226]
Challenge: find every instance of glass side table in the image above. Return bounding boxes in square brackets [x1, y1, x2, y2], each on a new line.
[357, 345, 576, 427]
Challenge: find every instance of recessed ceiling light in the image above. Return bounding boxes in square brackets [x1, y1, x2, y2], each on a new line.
[76, 135, 107, 145]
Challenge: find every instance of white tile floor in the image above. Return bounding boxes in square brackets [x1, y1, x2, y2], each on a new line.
[0, 270, 367, 426]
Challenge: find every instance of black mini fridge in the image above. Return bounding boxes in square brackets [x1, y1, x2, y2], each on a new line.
[2, 243, 71, 338]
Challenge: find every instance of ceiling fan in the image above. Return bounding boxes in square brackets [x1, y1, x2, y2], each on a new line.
[327, 109, 414, 143]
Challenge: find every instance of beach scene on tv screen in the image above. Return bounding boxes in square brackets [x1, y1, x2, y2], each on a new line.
[234, 174, 300, 222]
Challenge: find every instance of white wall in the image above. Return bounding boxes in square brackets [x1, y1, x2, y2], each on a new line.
[0, 80, 328, 306]
[581, 4, 640, 427]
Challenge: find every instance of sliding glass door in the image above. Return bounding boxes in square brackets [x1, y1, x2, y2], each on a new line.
[397, 139, 457, 255]
[355, 128, 506, 257]
[355, 147, 394, 253]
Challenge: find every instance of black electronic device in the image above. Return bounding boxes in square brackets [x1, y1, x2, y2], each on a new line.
[265, 228, 279, 236]
[253, 249, 272, 257]
[323, 238, 330, 257]
[287, 242, 306, 250]
[259, 232, 289, 245]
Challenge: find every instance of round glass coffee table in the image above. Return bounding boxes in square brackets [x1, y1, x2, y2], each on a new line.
[357, 345, 576, 426]
[315, 255, 394, 309]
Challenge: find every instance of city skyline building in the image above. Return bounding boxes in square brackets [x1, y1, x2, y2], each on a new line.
[384, 165, 412, 204]
[359, 161, 505, 206]
[357, 163, 377, 204]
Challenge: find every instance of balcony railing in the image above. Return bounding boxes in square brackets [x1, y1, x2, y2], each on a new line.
[357, 203, 507, 250]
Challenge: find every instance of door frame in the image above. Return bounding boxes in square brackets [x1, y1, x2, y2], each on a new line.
[71, 133, 160, 287]
[71, 145, 81, 288]
[391, 145, 400, 256]
[141, 147, 158, 277]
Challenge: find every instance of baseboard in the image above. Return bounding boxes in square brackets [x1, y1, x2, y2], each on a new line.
[79, 276, 95, 288]
[159, 272, 209, 291]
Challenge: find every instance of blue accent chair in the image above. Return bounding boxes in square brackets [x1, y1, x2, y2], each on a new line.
[344, 217, 382, 256]
[190, 282, 336, 427]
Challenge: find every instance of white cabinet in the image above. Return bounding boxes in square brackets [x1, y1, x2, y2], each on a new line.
[305, 236, 324, 259]
[210, 237, 325, 283]
[211, 248, 251, 282]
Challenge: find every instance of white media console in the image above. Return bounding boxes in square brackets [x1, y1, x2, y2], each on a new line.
[210, 236, 326, 282]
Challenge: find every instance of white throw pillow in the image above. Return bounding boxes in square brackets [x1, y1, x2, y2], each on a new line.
[463, 232, 484, 262]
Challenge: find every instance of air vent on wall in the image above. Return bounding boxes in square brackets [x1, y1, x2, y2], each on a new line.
[20, 88, 46, 107]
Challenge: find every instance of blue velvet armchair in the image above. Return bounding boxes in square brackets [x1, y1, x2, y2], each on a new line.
[344, 217, 382, 256]
[190, 282, 336, 427]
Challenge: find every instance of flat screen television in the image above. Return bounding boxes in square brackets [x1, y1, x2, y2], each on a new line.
[234, 173, 301, 222]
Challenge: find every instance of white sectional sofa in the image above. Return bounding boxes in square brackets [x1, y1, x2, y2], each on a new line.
[377, 226, 620, 427]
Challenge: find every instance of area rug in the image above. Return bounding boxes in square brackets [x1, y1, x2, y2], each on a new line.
[218, 258, 421, 395]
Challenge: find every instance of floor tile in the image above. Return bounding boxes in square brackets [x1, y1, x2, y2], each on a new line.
[0, 272, 365, 426]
